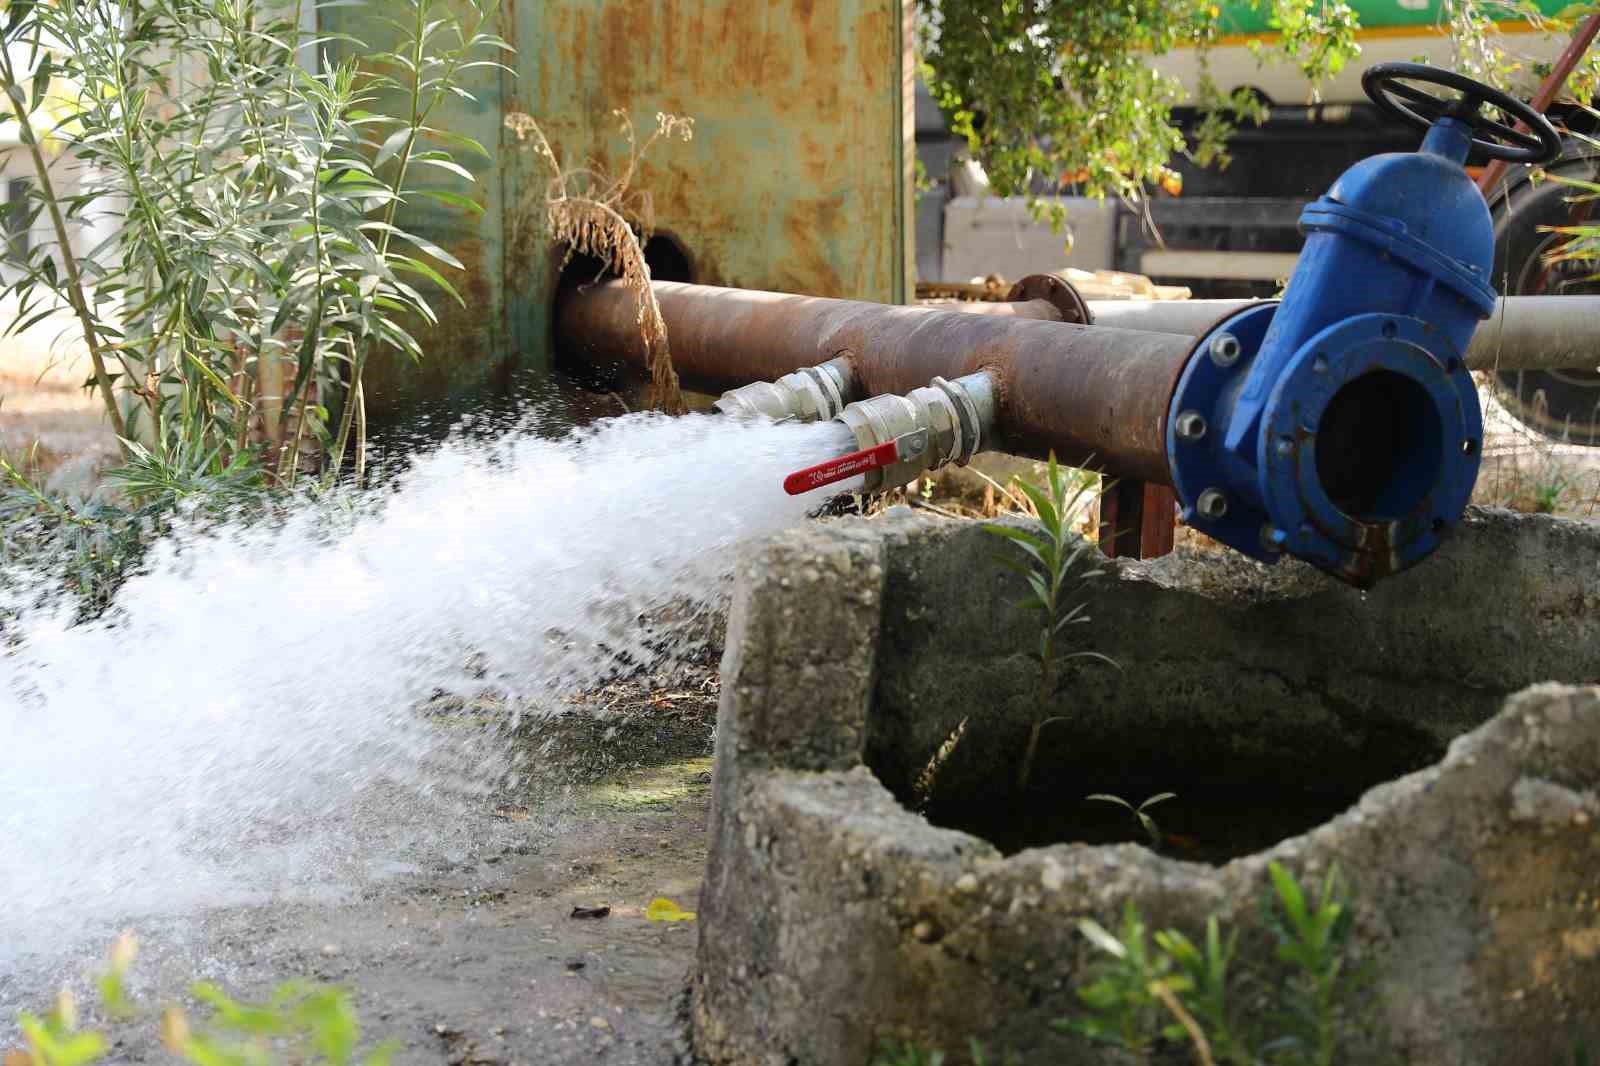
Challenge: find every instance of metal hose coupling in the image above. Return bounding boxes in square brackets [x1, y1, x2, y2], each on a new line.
[713, 355, 856, 422]
[782, 372, 996, 495]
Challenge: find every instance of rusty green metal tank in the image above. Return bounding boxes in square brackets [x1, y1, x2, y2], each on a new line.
[323, 0, 914, 424]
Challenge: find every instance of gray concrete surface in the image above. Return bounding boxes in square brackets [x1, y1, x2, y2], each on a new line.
[693, 508, 1600, 1065]
[1, 687, 727, 1066]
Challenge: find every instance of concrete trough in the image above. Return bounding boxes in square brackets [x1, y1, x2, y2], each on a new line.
[691, 508, 1600, 1065]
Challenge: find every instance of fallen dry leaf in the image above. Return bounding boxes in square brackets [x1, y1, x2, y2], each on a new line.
[159, 1006, 190, 1052]
[645, 897, 696, 922]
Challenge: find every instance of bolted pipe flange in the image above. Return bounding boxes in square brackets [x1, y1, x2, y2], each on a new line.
[1005, 272, 1093, 325]
[1174, 410, 1208, 443]
[1167, 305, 1483, 586]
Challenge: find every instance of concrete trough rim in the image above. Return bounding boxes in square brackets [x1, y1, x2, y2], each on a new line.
[693, 508, 1600, 1065]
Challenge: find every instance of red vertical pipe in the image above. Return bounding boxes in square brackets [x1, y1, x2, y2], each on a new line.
[1476, 13, 1600, 196]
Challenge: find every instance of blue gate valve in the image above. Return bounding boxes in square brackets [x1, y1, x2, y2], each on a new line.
[1165, 63, 1563, 586]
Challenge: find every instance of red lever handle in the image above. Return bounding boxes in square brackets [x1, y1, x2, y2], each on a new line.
[783, 439, 899, 496]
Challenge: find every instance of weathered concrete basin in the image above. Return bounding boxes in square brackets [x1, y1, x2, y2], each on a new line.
[691, 508, 1600, 1064]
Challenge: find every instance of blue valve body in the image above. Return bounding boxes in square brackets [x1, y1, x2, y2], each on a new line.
[1166, 117, 1488, 586]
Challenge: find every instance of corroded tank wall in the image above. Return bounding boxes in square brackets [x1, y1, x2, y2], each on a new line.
[325, 0, 914, 423]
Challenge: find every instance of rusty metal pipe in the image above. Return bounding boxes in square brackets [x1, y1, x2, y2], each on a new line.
[557, 280, 1195, 483]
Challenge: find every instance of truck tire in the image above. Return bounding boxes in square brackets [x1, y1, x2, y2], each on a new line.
[1487, 148, 1600, 445]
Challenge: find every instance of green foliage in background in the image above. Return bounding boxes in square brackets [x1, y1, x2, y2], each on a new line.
[0, 0, 507, 488]
[1064, 862, 1372, 1066]
[917, 0, 1591, 221]
[916, 0, 1354, 215]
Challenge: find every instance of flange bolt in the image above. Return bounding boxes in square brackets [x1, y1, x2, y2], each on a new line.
[1174, 410, 1208, 443]
[1196, 488, 1230, 521]
[1209, 332, 1242, 368]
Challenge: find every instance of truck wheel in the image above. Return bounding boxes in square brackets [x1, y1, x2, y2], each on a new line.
[1488, 153, 1600, 445]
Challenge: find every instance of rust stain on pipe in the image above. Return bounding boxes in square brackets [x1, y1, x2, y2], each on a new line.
[558, 280, 1193, 482]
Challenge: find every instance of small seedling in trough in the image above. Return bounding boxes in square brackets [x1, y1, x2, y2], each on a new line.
[983, 453, 1117, 793]
[1087, 791, 1178, 847]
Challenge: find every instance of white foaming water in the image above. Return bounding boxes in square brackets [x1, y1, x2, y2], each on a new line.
[0, 411, 858, 972]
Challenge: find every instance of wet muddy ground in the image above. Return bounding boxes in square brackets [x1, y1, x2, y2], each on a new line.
[2, 672, 722, 1066]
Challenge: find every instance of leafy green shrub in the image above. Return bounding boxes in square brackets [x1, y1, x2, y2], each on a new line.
[0, 0, 509, 609]
[0, 0, 507, 489]
[0, 446, 262, 616]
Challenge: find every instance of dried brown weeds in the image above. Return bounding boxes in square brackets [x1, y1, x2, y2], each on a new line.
[508, 109, 693, 415]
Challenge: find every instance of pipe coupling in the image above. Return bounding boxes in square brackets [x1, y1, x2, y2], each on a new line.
[838, 372, 995, 493]
[713, 356, 856, 422]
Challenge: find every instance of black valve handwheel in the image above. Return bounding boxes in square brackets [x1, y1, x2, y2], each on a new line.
[1361, 62, 1562, 165]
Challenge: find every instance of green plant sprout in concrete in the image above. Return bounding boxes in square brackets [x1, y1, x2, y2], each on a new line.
[1087, 791, 1178, 848]
[1063, 862, 1371, 1066]
[982, 454, 1117, 793]
[7, 935, 393, 1066]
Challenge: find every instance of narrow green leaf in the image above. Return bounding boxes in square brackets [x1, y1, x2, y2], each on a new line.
[373, 126, 412, 169]
[1269, 861, 1309, 933]
[411, 187, 484, 214]
[410, 155, 473, 182]
[390, 255, 463, 305]
[1012, 478, 1059, 531]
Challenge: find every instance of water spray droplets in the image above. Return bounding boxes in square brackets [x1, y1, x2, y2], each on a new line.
[0, 411, 857, 971]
